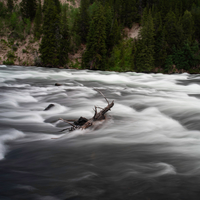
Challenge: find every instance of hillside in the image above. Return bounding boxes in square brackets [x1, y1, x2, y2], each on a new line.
[0, 0, 81, 66]
[0, 0, 200, 73]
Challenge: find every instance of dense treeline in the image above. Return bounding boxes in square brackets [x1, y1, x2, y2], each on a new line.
[1, 0, 200, 73]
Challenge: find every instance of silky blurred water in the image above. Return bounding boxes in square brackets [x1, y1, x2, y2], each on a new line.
[0, 65, 200, 200]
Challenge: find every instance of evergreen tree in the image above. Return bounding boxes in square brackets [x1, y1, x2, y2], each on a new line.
[104, 3, 114, 51]
[182, 10, 194, 42]
[79, 0, 90, 43]
[39, 0, 60, 67]
[34, 0, 42, 39]
[124, 0, 137, 28]
[7, 0, 14, 12]
[136, 11, 155, 72]
[43, 0, 61, 13]
[154, 12, 167, 68]
[43, 0, 49, 12]
[109, 18, 121, 50]
[82, 4, 107, 70]
[164, 10, 182, 51]
[141, 7, 148, 26]
[20, 0, 37, 20]
[54, 0, 61, 13]
[191, 7, 200, 41]
[58, 5, 69, 66]
[164, 55, 173, 72]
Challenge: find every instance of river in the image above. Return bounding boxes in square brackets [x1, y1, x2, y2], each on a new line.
[0, 65, 200, 200]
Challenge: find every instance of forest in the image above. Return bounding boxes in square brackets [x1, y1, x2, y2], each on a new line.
[1, 0, 200, 73]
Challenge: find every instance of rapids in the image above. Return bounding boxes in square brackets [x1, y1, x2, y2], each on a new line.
[0, 65, 200, 200]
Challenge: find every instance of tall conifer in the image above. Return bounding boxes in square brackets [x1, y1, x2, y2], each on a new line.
[39, 0, 60, 67]
[58, 5, 69, 66]
[79, 0, 90, 43]
[7, 0, 14, 12]
[136, 11, 155, 72]
[82, 3, 107, 70]
[182, 10, 194, 42]
[20, 0, 37, 20]
[34, 0, 42, 39]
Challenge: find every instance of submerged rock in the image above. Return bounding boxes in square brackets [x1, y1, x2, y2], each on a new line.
[44, 104, 55, 111]
[55, 83, 62, 86]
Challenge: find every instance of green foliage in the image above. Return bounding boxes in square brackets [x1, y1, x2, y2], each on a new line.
[135, 11, 155, 72]
[10, 12, 17, 29]
[20, 0, 37, 20]
[12, 45, 18, 51]
[182, 10, 194, 42]
[164, 10, 181, 50]
[34, 0, 42, 39]
[191, 6, 200, 41]
[4, 50, 15, 65]
[172, 42, 200, 70]
[3, 60, 14, 65]
[40, 0, 60, 67]
[82, 3, 107, 70]
[7, 0, 14, 12]
[79, 0, 90, 43]
[7, 51, 15, 59]
[58, 5, 69, 66]
[66, 5, 81, 52]
[164, 55, 173, 72]
[108, 39, 133, 71]
[22, 49, 28, 53]
[24, 18, 31, 35]
[69, 59, 81, 69]
[0, 2, 7, 18]
[1, 0, 200, 72]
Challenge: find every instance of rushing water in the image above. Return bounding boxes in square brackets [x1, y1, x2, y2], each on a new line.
[0, 65, 200, 200]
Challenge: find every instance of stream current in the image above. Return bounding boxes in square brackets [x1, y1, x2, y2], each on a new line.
[0, 65, 200, 200]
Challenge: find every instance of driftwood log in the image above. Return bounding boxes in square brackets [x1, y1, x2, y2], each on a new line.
[60, 89, 114, 131]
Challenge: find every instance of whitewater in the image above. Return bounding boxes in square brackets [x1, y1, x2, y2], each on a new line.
[0, 65, 200, 200]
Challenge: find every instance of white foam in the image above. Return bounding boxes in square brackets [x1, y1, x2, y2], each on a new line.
[0, 129, 25, 160]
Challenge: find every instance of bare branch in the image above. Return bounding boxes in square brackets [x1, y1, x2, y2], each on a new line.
[59, 118, 76, 128]
[94, 88, 109, 104]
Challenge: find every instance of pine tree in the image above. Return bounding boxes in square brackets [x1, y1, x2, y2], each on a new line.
[104, 3, 114, 52]
[7, 0, 14, 12]
[79, 0, 90, 43]
[54, 0, 61, 13]
[43, 0, 61, 13]
[164, 10, 180, 50]
[39, 0, 60, 67]
[20, 0, 37, 20]
[154, 12, 167, 68]
[135, 11, 155, 72]
[58, 5, 69, 66]
[191, 6, 200, 41]
[82, 3, 107, 70]
[182, 10, 194, 42]
[109, 19, 121, 49]
[124, 0, 137, 28]
[34, 0, 42, 39]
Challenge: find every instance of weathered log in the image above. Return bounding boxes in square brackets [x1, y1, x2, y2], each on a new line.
[60, 89, 114, 131]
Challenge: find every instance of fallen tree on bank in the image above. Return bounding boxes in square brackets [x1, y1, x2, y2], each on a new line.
[60, 89, 114, 131]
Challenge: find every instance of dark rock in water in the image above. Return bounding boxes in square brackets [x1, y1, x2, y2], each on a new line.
[55, 83, 62, 86]
[8, 32, 19, 39]
[74, 117, 88, 126]
[44, 104, 55, 111]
